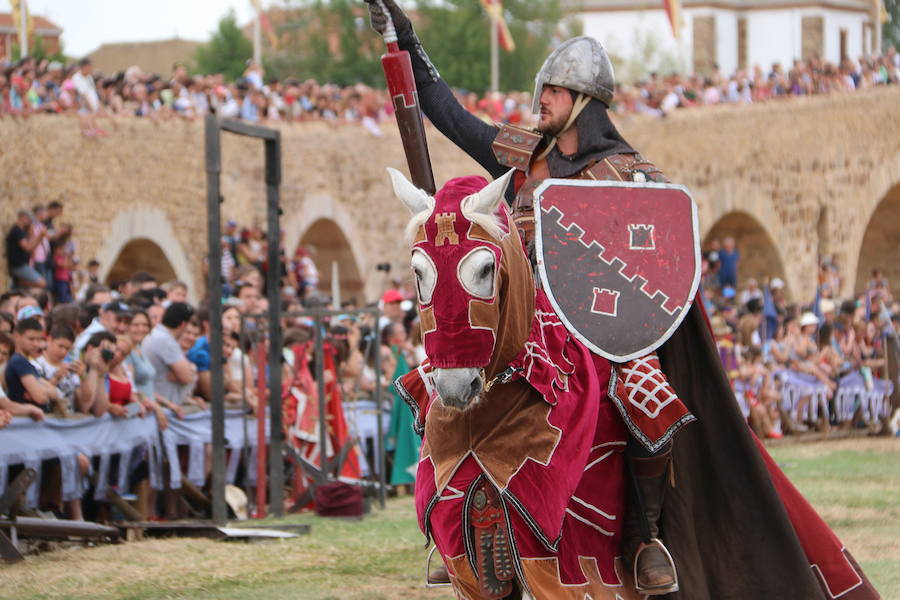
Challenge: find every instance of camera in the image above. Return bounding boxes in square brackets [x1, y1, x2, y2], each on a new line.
[376, 263, 391, 273]
[100, 348, 115, 363]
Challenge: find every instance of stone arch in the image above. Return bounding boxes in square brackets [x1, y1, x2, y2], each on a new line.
[298, 218, 365, 305]
[283, 194, 372, 302]
[703, 211, 787, 295]
[854, 182, 900, 297]
[96, 207, 195, 301]
[106, 238, 177, 285]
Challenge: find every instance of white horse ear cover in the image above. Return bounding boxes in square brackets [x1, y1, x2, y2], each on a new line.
[387, 167, 433, 215]
[468, 168, 516, 216]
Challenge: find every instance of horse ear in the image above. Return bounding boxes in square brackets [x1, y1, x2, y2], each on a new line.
[468, 169, 516, 216]
[387, 168, 432, 215]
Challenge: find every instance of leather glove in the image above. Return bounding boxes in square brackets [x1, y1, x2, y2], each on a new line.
[364, 0, 413, 38]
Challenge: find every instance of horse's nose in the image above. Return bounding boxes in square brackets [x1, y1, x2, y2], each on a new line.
[432, 368, 483, 410]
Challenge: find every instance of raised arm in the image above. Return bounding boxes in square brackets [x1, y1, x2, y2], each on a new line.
[365, 0, 509, 180]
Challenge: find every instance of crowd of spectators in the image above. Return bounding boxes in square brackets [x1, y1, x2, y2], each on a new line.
[615, 48, 900, 117]
[1, 203, 430, 520]
[701, 237, 899, 440]
[1, 47, 898, 136]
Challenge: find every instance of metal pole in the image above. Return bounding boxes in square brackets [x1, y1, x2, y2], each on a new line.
[265, 135, 284, 516]
[374, 311, 386, 509]
[19, 0, 28, 58]
[314, 313, 329, 477]
[204, 115, 227, 526]
[490, 1, 499, 93]
[253, 6, 262, 65]
[254, 338, 267, 518]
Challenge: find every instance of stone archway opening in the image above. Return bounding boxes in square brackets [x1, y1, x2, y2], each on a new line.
[105, 238, 178, 286]
[704, 211, 787, 294]
[855, 183, 900, 297]
[298, 219, 365, 306]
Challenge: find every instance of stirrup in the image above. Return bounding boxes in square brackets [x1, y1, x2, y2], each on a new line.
[425, 545, 452, 588]
[633, 538, 679, 596]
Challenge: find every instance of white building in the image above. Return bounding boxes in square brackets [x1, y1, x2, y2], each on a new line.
[577, 0, 881, 77]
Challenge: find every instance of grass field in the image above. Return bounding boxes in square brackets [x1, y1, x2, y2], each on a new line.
[3, 437, 898, 600]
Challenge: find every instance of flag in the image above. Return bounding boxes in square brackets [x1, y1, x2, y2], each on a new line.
[663, 0, 683, 39]
[10, 0, 33, 51]
[877, 0, 890, 24]
[249, 0, 280, 51]
[480, 0, 516, 52]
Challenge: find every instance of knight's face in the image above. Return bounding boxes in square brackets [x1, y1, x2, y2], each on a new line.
[537, 84, 574, 136]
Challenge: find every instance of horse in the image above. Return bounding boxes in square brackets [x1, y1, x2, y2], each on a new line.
[388, 168, 641, 600]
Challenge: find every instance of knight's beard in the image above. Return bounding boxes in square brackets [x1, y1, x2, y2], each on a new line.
[537, 112, 568, 137]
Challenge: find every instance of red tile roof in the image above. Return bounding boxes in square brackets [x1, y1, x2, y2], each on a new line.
[0, 13, 63, 34]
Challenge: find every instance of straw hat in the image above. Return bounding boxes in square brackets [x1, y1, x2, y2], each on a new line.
[799, 312, 819, 328]
[710, 315, 732, 337]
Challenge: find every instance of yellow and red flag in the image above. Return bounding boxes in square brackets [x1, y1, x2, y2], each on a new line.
[480, 0, 516, 52]
[249, 0, 280, 51]
[10, 0, 34, 49]
[663, 0, 683, 39]
[876, 0, 889, 24]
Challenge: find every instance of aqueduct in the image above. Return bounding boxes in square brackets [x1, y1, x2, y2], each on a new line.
[1, 87, 898, 304]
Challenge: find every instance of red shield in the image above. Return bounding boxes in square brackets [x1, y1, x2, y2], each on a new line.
[534, 179, 700, 362]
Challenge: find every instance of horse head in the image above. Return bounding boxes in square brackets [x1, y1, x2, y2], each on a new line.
[389, 168, 535, 410]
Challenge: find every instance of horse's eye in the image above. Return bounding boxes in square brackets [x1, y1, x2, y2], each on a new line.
[411, 250, 437, 305]
[458, 248, 495, 299]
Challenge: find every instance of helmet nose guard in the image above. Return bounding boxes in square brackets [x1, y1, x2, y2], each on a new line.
[532, 36, 615, 114]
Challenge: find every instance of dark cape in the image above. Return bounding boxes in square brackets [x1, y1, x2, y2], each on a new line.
[399, 30, 881, 600]
[659, 301, 880, 599]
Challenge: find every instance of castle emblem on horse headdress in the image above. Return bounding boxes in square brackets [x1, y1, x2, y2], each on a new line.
[534, 179, 701, 362]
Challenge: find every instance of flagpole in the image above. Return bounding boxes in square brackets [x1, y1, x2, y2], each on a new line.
[20, 0, 28, 58]
[490, 1, 499, 93]
[253, 1, 262, 64]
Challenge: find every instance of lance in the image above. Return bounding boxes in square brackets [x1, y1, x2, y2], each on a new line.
[374, 1, 436, 195]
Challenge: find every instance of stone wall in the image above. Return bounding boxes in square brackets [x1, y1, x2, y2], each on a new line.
[1, 86, 898, 304]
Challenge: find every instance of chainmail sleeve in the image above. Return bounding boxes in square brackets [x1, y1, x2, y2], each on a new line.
[397, 32, 508, 181]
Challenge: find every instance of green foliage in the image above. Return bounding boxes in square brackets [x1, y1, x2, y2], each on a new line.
[12, 35, 66, 63]
[885, 0, 900, 51]
[264, 0, 383, 87]
[415, 0, 574, 93]
[193, 10, 254, 81]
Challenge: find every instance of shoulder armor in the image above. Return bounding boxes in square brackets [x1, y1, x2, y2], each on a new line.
[582, 153, 670, 184]
[492, 123, 544, 171]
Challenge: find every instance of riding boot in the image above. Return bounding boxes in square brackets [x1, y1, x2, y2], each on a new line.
[427, 564, 451, 585]
[622, 448, 679, 596]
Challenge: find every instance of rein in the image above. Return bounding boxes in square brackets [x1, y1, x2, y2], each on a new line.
[480, 365, 524, 394]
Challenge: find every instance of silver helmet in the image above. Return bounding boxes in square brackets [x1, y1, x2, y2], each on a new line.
[532, 36, 615, 114]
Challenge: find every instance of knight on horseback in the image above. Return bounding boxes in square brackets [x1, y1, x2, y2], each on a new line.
[365, 3, 882, 600]
[366, 2, 685, 595]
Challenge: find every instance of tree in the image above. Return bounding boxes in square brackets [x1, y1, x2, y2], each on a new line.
[264, 0, 383, 86]
[12, 35, 66, 62]
[414, 0, 576, 93]
[194, 10, 254, 81]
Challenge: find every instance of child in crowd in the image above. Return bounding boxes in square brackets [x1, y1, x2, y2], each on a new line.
[1, 318, 56, 420]
[35, 326, 83, 417]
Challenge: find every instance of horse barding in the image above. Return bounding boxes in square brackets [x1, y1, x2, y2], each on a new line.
[389, 168, 645, 599]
